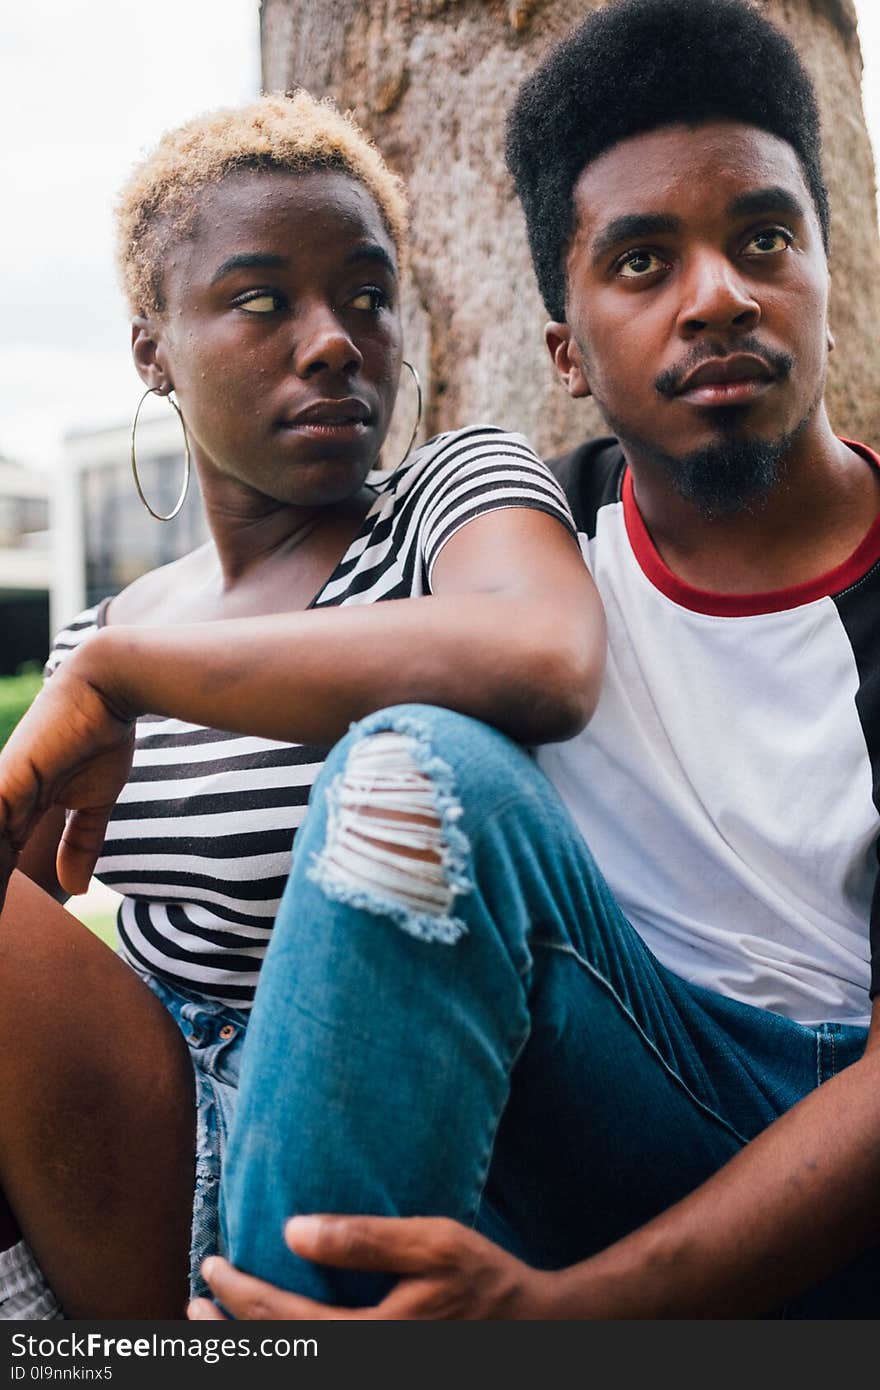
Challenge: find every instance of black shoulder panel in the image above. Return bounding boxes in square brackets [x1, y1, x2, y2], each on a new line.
[833, 562, 880, 1000]
[545, 436, 626, 539]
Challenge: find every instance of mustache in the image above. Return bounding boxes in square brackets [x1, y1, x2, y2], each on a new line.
[655, 338, 794, 399]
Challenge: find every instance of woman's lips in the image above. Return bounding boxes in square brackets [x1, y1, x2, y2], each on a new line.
[278, 398, 372, 441]
[280, 419, 369, 440]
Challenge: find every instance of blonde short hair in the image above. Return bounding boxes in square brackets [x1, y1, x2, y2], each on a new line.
[115, 90, 409, 317]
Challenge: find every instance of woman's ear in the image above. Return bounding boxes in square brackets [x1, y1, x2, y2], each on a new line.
[544, 322, 591, 398]
[131, 317, 172, 392]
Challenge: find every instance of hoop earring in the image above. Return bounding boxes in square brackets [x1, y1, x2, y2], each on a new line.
[393, 359, 423, 468]
[130, 386, 192, 521]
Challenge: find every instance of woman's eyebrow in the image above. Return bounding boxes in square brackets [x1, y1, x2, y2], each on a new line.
[344, 242, 397, 276]
[210, 252, 287, 285]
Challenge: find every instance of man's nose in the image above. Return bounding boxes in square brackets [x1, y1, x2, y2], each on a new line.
[676, 253, 761, 338]
[294, 304, 363, 377]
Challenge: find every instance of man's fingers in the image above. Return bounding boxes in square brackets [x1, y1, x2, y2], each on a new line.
[57, 807, 113, 896]
[198, 1256, 354, 1321]
[187, 1298, 226, 1321]
[284, 1215, 462, 1274]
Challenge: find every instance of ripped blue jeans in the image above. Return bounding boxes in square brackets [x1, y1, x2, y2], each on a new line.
[220, 705, 875, 1318]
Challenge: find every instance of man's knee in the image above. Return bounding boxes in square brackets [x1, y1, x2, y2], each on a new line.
[304, 703, 560, 942]
[307, 717, 473, 944]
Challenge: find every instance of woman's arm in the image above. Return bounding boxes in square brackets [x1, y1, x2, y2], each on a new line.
[16, 807, 69, 902]
[0, 508, 603, 900]
[80, 508, 603, 748]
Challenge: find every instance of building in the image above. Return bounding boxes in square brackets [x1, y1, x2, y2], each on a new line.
[0, 457, 52, 674]
[55, 406, 207, 633]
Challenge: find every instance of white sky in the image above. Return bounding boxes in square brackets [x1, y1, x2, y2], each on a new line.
[1, 0, 879, 472]
[0, 0, 262, 469]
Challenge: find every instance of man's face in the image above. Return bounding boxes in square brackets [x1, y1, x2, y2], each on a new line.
[548, 121, 832, 514]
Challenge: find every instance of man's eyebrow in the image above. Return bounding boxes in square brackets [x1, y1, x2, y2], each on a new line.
[343, 242, 397, 276]
[590, 213, 680, 265]
[210, 252, 287, 285]
[726, 187, 806, 222]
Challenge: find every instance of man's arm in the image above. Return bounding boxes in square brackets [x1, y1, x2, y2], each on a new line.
[189, 1002, 880, 1319]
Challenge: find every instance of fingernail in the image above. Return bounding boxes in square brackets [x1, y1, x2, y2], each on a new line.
[201, 1256, 217, 1278]
[188, 1299, 212, 1319]
[286, 1215, 322, 1240]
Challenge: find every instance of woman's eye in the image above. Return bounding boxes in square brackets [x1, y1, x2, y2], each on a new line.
[744, 229, 792, 255]
[617, 250, 666, 279]
[236, 293, 281, 314]
[349, 287, 387, 311]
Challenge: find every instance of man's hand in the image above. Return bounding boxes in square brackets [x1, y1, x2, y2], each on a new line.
[187, 1215, 560, 1320]
[0, 654, 136, 909]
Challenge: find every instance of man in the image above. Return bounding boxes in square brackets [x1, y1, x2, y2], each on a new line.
[191, 0, 880, 1318]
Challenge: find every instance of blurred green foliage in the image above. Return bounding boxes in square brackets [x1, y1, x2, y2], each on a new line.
[0, 664, 42, 748]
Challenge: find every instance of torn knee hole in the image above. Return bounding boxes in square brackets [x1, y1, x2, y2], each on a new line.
[309, 730, 471, 938]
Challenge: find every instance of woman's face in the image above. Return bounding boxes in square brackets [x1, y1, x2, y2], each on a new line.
[139, 168, 403, 509]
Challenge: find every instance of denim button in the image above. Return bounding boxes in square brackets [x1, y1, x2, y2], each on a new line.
[218, 1024, 236, 1041]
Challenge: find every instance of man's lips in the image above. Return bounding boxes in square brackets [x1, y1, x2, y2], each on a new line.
[673, 354, 778, 407]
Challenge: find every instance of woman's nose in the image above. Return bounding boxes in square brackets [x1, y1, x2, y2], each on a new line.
[294, 304, 363, 377]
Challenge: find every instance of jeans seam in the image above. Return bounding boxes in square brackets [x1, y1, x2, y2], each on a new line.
[467, 1020, 533, 1228]
[532, 936, 751, 1147]
[817, 1028, 822, 1087]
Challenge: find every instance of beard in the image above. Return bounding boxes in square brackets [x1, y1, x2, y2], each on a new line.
[597, 389, 824, 520]
[596, 397, 806, 518]
[645, 422, 792, 518]
[581, 334, 826, 518]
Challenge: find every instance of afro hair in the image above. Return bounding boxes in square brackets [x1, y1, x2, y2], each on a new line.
[505, 0, 830, 321]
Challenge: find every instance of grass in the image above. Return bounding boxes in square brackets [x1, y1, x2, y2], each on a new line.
[0, 667, 42, 747]
[66, 889, 122, 951]
[77, 909, 120, 950]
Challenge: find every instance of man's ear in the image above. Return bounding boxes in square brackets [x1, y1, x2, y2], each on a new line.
[824, 268, 835, 354]
[131, 317, 172, 392]
[544, 322, 591, 398]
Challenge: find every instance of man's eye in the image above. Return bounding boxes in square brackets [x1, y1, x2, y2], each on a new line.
[617, 250, 666, 278]
[236, 293, 281, 314]
[349, 287, 387, 311]
[744, 229, 792, 255]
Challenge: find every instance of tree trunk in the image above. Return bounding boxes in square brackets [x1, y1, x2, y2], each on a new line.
[261, 0, 880, 459]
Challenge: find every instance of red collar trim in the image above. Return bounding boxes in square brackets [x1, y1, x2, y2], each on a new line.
[621, 439, 880, 617]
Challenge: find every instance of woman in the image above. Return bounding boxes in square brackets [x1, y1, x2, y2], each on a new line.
[0, 91, 604, 1318]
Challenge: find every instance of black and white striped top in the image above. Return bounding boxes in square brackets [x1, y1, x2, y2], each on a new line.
[47, 427, 576, 1007]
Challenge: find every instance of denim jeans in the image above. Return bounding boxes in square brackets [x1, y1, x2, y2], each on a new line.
[221, 704, 876, 1318]
[141, 974, 248, 1301]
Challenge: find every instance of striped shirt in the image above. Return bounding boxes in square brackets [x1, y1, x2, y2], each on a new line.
[47, 427, 576, 1007]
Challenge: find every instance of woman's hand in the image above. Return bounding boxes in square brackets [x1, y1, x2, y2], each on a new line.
[0, 650, 137, 908]
[187, 1215, 560, 1321]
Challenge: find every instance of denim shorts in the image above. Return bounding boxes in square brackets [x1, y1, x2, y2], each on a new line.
[140, 972, 249, 1301]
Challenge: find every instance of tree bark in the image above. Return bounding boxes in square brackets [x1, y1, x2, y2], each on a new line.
[261, 0, 880, 459]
